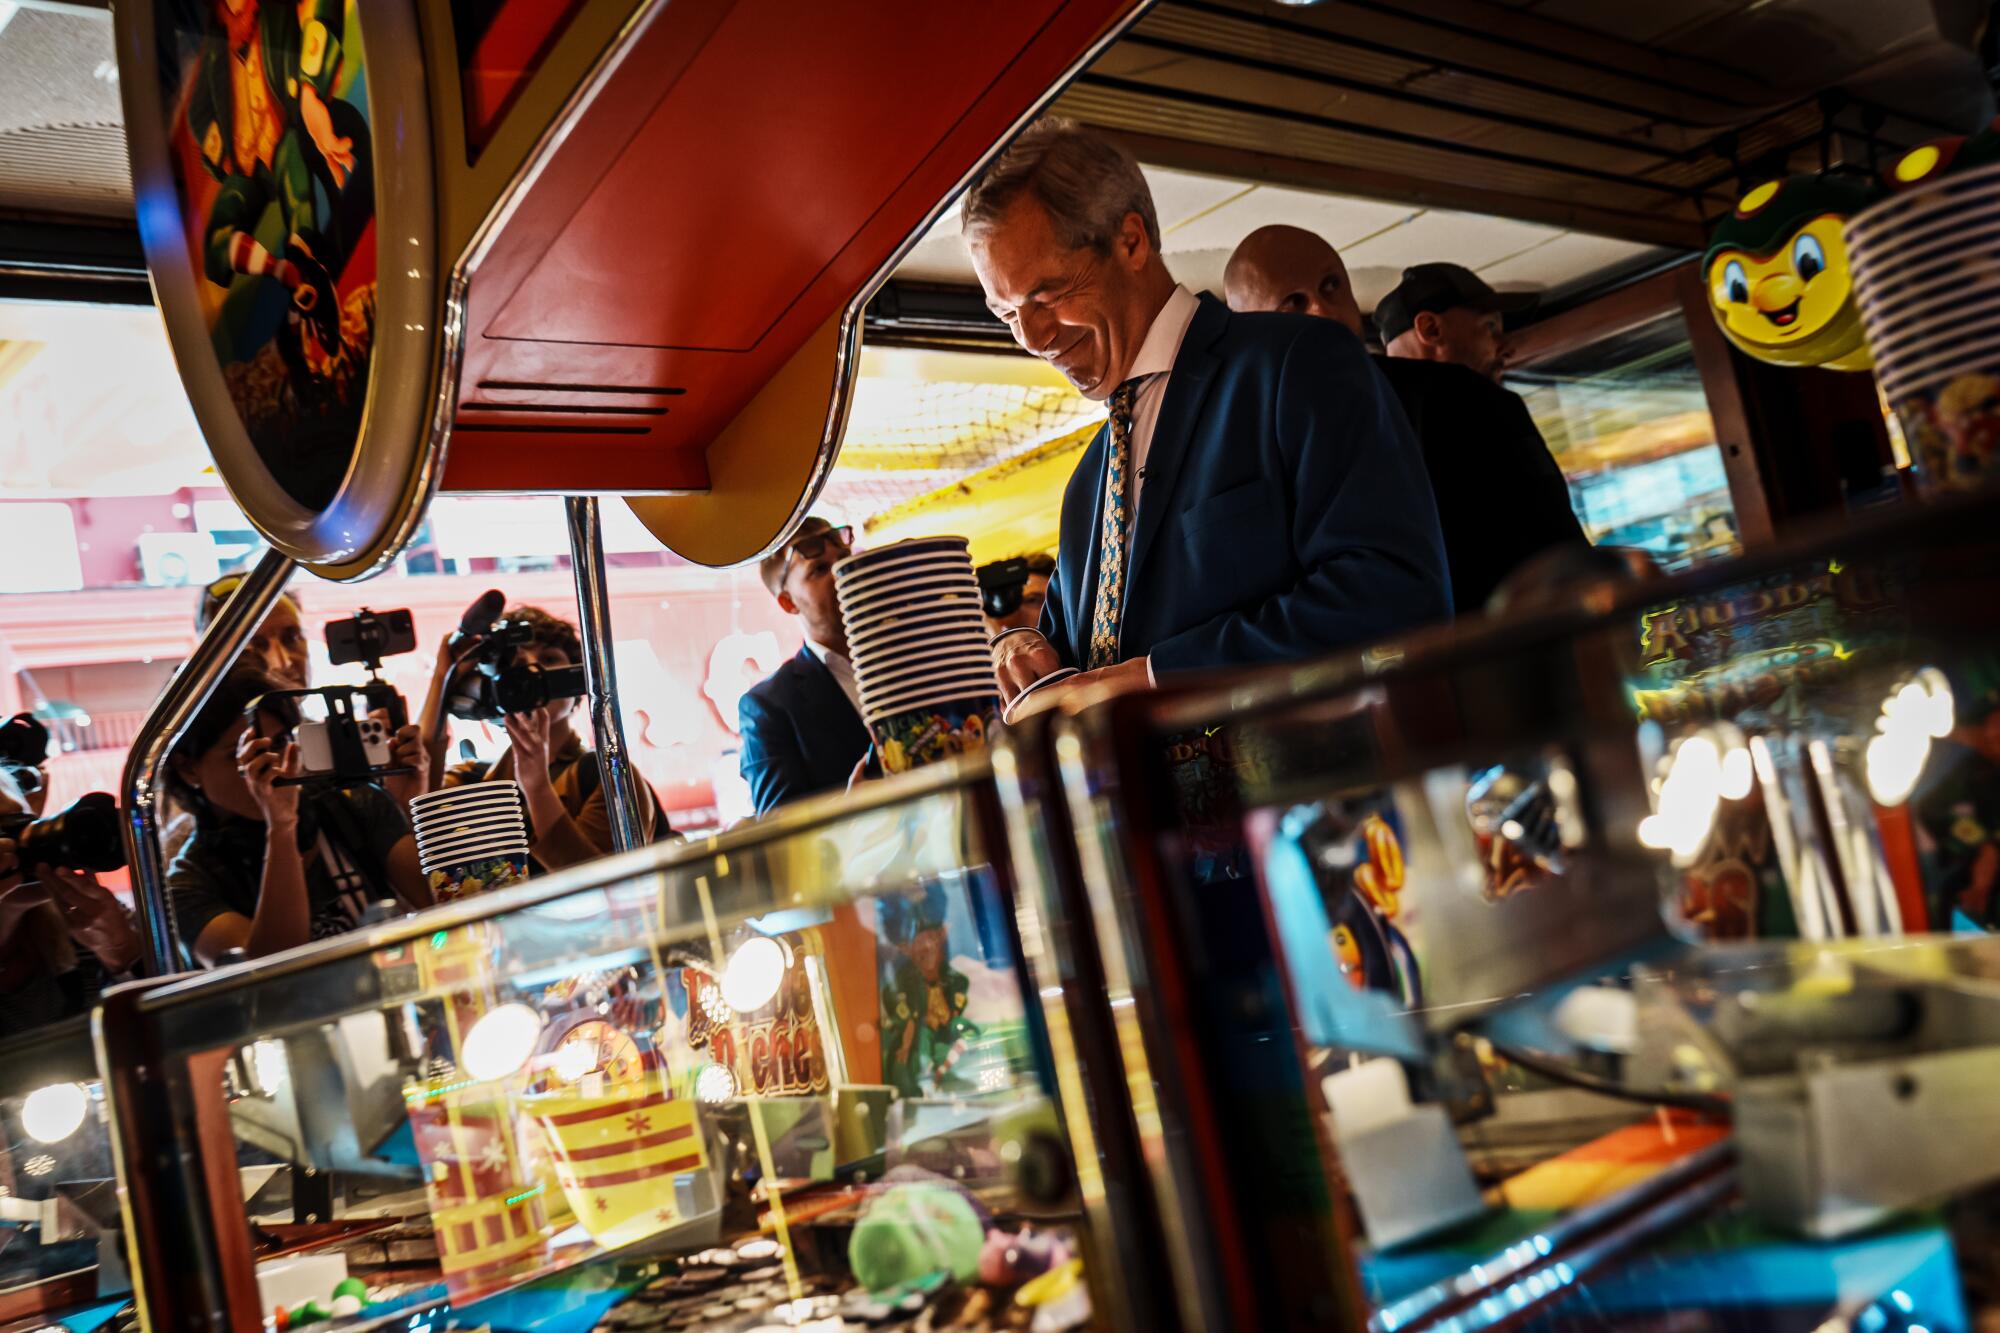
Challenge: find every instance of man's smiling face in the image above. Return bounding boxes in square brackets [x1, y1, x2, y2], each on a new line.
[967, 194, 1154, 402]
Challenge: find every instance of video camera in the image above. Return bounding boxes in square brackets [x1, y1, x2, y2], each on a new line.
[446, 614, 590, 722]
[977, 558, 1030, 620]
[0, 792, 127, 877]
[246, 686, 412, 789]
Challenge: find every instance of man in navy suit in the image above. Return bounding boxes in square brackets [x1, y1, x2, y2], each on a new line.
[737, 517, 872, 816]
[961, 120, 1451, 702]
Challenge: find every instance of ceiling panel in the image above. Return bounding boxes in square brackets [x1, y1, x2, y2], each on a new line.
[1343, 208, 1559, 274]
[1478, 231, 1667, 292]
[1160, 179, 1418, 253]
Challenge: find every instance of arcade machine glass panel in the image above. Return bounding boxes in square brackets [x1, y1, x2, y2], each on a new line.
[1059, 488, 2000, 1332]
[0, 1017, 130, 1333]
[101, 765, 1103, 1333]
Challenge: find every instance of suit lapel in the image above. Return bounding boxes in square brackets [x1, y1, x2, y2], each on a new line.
[1125, 295, 1226, 608]
[1064, 422, 1111, 666]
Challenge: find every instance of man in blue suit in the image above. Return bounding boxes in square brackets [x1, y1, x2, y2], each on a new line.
[962, 120, 1451, 702]
[737, 518, 872, 816]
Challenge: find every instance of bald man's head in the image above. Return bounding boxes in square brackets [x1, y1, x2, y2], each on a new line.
[1224, 224, 1365, 338]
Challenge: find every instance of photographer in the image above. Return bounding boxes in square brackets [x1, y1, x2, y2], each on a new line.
[420, 605, 667, 871]
[980, 551, 1056, 637]
[0, 761, 142, 1031]
[165, 667, 429, 966]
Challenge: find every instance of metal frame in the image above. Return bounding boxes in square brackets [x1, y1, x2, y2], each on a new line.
[121, 547, 296, 977]
[564, 496, 645, 851]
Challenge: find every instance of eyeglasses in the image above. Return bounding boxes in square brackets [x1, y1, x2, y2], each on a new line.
[779, 525, 854, 586]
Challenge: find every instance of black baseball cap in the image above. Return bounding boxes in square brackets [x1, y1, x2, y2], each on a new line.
[1372, 263, 1536, 343]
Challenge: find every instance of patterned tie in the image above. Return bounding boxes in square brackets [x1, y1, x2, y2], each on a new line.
[1087, 381, 1139, 670]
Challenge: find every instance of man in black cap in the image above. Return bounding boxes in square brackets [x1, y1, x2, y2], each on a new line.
[1375, 261, 1530, 383]
[1227, 231, 1585, 613]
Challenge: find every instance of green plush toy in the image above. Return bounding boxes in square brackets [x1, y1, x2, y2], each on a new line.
[847, 1182, 986, 1294]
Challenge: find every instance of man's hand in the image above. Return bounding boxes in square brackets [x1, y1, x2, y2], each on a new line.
[504, 707, 556, 796]
[1002, 655, 1151, 724]
[382, 720, 429, 807]
[846, 749, 875, 793]
[41, 866, 142, 974]
[237, 732, 302, 827]
[992, 630, 1063, 703]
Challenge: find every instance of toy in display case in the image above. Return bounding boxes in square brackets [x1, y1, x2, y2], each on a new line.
[0, 1017, 133, 1333]
[99, 760, 1146, 1332]
[1038, 485, 2000, 1332]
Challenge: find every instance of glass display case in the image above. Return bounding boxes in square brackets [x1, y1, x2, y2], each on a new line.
[94, 757, 1164, 1332]
[0, 1015, 133, 1333]
[1034, 486, 2000, 1331]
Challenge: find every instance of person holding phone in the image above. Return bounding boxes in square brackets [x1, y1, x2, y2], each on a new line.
[164, 666, 429, 966]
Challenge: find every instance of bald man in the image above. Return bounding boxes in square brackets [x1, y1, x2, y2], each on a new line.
[1226, 225, 1586, 614]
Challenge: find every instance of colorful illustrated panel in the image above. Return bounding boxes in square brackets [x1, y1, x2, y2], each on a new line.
[156, 0, 377, 511]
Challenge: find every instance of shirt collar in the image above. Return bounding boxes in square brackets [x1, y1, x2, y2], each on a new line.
[1126, 284, 1200, 385]
[807, 639, 849, 669]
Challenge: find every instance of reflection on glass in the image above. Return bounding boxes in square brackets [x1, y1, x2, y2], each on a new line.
[1509, 313, 1742, 570]
[201, 788, 1080, 1331]
[0, 1073, 126, 1328]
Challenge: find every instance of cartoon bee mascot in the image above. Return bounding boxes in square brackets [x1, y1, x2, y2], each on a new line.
[1704, 173, 1880, 372]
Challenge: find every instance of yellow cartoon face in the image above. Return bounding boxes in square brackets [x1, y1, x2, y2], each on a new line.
[1707, 215, 1869, 370]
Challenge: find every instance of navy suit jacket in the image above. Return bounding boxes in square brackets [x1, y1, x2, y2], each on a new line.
[737, 647, 871, 816]
[1042, 294, 1451, 672]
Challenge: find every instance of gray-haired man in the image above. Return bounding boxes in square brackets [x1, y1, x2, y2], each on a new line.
[965, 119, 1449, 705]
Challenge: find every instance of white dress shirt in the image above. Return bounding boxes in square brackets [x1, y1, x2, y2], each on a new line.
[1120, 284, 1201, 538]
[807, 639, 864, 717]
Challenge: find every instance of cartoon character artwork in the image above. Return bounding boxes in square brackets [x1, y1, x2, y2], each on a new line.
[1882, 115, 2000, 194]
[1897, 373, 2000, 494]
[1704, 173, 1879, 372]
[158, 0, 376, 510]
[1465, 764, 1567, 902]
[1297, 802, 1422, 1006]
[876, 886, 978, 1099]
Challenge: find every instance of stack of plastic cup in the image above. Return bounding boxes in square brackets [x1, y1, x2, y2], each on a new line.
[408, 781, 531, 901]
[833, 536, 1002, 774]
[1848, 154, 2000, 495]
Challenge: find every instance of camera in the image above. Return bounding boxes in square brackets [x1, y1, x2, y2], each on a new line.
[0, 792, 127, 876]
[324, 608, 417, 729]
[247, 687, 408, 787]
[0, 712, 50, 768]
[977, 558, 1029, 619]
[446, 617, 589, 722]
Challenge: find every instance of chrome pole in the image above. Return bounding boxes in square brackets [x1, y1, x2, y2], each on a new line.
[565, 497, 644, 853]
[122, 547, 295, 975]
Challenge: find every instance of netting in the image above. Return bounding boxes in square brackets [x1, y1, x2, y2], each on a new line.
[816, 375, 1105, 525]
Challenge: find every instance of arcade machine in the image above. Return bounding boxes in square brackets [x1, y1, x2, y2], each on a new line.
[93, 756, 1179, 1332]
[1018, 483, 2000, 1331]
[108, 0, 1147, 974]
[0, 1017, 133, 1333]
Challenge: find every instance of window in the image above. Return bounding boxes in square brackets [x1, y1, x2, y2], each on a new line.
[1508, 313, 1743, 572]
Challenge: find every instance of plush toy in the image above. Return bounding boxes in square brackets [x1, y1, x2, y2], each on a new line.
[847, 1180, 986, 1294]
[1703, 172, 1879, 371]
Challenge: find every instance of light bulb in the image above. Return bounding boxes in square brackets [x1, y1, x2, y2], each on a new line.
[1719, 745, 1754, 801]
[721, 936, 788, 1013]
[22, 1083, 89, 1144]
[1867, 729, 1930, 806]
[461, 1004, 543, 1083]
[551, 1040, 596, 1084]
[695, 1063, 738, 1105]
